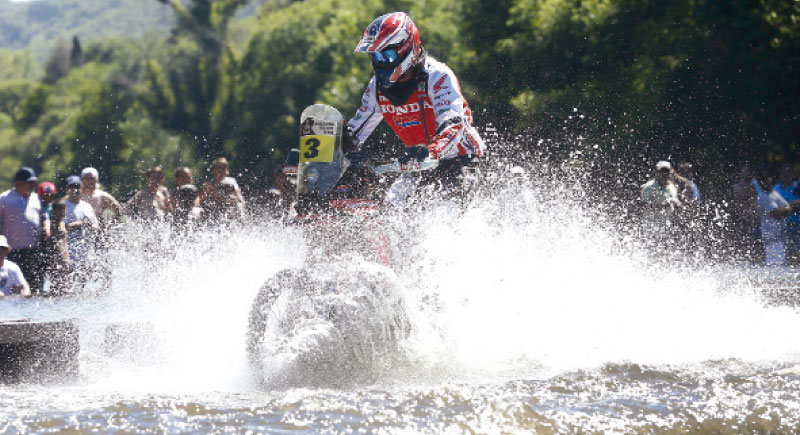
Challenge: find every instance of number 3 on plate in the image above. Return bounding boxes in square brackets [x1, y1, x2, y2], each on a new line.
[299, 135, 335, 163]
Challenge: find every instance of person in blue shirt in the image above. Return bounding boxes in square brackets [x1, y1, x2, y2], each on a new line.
[773, 164, 800, 262]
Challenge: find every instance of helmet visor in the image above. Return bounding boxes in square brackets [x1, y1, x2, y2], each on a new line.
[369, 48, 400, 69]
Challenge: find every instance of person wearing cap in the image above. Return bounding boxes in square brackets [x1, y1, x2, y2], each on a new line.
[0, 167, 49, 294]
[38, 182, 57, 218]
[64, 175, 100, 276]
[640, 161, 682, 230]
[641, 161, 681, 207]
[80, 167, 122, 225]
[0, 235, 30, 297]
[125, 166, 171, 219]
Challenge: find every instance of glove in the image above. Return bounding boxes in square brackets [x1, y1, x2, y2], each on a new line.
[342, 125, 360, 154]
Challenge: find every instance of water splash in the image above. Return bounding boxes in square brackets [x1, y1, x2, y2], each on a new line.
[2, 169, 800, 395]
[397, 173, 800, 381]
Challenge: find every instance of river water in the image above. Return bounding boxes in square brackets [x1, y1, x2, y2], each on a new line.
[2, 176, 800, 433]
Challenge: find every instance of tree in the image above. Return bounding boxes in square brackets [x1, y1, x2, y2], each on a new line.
[145, 0, 249, 159]
[42, 39, 71, 84]
[70, 35, 83, 67]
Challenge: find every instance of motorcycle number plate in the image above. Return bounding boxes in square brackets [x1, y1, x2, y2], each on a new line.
[299, 134, 335, 163]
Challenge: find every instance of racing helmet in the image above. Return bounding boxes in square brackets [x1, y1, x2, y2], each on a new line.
[355, 12, 422, 89]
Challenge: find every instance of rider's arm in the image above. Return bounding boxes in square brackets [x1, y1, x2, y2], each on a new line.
[426, 65, 483, 160]
[347, 77, 383, 145]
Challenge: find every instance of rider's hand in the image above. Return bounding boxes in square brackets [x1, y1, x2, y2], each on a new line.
[342, 125, 360, 154]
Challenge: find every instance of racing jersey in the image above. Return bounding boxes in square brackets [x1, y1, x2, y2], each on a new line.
[348, 57, 486, 161]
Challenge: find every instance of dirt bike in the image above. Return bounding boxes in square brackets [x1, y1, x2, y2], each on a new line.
[246, 104, 436, 387]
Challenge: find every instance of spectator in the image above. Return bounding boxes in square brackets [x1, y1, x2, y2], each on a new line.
[64, 176, 100, 286]
[0, 167, 49, 295]
[773, 164, 799, 262]
[209, 178, 244, 222]
[169, 167, 196, 208]
[675, 162, 701, 204]
[639, 161, 683, 248]
[80, 167, 122, 225]
[172, 184, 204, 226]
[0, 235, 30, 297]
[200, 157, 245, 221]
[752, 169, 790, 266]
[264, 168, 293, 219]
[125, 166, 171, 219]
[731, 163, 760, 257]
[43, 199, 69, 295]
[640, 161, 682, 220]
[283, 148, 300, 187]
[38, 182, 57, 218]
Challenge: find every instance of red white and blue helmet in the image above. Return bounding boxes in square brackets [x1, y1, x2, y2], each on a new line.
[355, 12, 422, 89]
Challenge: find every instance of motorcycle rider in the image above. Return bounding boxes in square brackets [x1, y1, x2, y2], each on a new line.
[346, 12, 486, 204]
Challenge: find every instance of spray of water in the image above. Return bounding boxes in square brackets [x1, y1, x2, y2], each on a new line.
[398, 170, 800, 382]
[5, 165, 800, 394]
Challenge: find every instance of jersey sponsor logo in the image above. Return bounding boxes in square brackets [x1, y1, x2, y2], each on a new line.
[396, 120, 421, 128]
[353, 112, 363, 121]
[380, 101, 432, 114]
[433, 75, 449, 92]
[436, 108, 449, 115]
[435, 100, 451, 107]
[358, 105, 369, 112]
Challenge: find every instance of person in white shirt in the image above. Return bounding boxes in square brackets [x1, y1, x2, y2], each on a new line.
[63, 175, 100, 267]
[79, 167, 122, 225]
[0, 166, 49, 294]
[0, 235, 30, 297]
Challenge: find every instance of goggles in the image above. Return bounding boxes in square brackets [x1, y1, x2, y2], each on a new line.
[369, 48, 400, 69]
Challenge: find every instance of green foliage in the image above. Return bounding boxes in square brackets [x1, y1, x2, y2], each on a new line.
[0, 0, 176, 61]
[0, 49, 40, 81]
[0, 0, 797, 194]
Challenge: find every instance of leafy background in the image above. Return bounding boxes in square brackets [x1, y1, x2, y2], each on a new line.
[0, 0, 797, 199]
